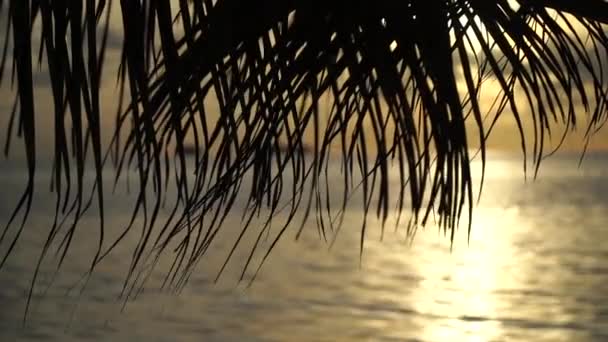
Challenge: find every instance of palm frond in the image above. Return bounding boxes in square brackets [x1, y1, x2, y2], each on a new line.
[1, 0, 608, 302]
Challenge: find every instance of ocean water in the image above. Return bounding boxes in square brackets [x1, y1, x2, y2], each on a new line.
[1, 153, 608, 341]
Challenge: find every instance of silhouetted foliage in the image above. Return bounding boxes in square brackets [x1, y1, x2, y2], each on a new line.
[1, 0, 608, 313]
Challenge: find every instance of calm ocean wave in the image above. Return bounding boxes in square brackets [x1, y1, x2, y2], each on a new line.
[1, 154, 608, 341]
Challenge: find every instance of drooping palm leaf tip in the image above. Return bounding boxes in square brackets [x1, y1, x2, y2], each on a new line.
[1, 0, 608, 298]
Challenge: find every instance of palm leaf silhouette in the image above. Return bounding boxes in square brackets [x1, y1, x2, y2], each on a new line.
[1, 0, 607, 305]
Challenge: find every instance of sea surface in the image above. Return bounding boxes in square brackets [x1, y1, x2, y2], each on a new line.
[1, 153, 608, 341]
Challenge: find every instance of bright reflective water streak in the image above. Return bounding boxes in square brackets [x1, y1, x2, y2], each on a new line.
[1, 154, 608, 341]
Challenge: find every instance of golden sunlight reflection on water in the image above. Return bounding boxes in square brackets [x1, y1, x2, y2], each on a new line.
[409, 208, 515, 341]
[339, 159, 521, 341]
[340, 156, 597, 342]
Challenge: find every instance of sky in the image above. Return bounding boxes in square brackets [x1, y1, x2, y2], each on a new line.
[0, 2, 607, 163]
